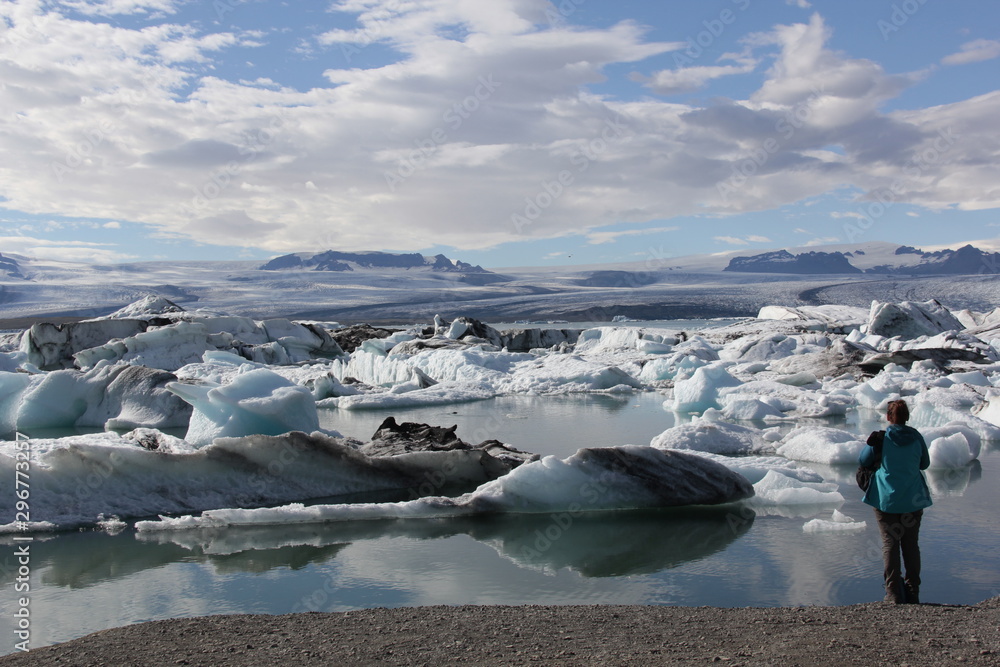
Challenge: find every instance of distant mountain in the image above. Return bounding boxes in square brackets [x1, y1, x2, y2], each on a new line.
[0, 253, 23, 279]
[724, 250, 861, 274]
[723, 244, 1000, 276]
[260, 250, 490, 274]
[869, 244, 1000, 275]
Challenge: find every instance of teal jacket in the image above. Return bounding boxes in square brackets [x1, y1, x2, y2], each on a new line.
[860, 424, 932, 514]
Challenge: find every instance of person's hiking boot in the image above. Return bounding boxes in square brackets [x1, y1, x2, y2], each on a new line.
[904, 583, 920, 604]
[884, 580, 905, 604]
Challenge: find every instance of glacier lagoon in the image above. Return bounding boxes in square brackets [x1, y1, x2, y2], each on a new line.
[3, 305, 1000, 653]
[2, 395, 999, 654]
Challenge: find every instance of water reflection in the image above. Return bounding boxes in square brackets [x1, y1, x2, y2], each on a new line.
[12, 507, 755, 594]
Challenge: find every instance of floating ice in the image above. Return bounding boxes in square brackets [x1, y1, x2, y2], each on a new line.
[135, 446, 756, 531]
[651, 419, 774, 456]
[167, 368, 321, 446]
[670, 363, 741, 413]
[751, 469, 844, 507]
[0, 430, 512, 529]
[803, 509, 866, 533]
[0, 363, 190, 434]
[865, 299, 965, 339]
[691, 451, 823, 485]
[776, 426, 866, 465]
[926, 432, 977, 468]
[323, 381, 495, 410]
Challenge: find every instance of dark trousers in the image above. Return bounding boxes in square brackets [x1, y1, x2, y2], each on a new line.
[874, 509, 923, 602]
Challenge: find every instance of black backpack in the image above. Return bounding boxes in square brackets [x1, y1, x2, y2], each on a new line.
[856, 430, 885, 491]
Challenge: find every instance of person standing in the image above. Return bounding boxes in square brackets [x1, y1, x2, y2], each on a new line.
[859, 399, 933, 604]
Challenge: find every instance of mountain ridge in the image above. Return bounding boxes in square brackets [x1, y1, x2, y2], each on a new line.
[724, 243, 1000, 275]
[260, 250, 489, 274]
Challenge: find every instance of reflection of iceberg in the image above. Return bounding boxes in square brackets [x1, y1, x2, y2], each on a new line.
[137, 446, 755, 531]
[2, 527, 351, 591]
[466, 508, 754, 577]
[926, 460, 982, 497]
[138, 507, 755, 579]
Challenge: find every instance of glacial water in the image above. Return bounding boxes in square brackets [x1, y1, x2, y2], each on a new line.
[2, 394, 999, 654]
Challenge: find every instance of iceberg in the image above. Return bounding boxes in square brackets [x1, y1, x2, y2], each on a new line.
[670, 363, 741, 413]
[651, 419, 774, 456]
[0, 430, 515, 529]
[776, 426, 866, 465]
[135, 446, 756, 531]
[167, 368, 321, 446]
[750, 469, 844, 507]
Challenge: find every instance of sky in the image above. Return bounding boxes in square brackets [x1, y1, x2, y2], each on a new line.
[0, 0, 998, 268]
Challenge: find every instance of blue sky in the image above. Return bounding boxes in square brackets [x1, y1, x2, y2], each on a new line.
[0, 0, 998, 268]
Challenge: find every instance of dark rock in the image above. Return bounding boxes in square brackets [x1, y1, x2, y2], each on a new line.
[362, 418, 538, 471]
[329, 323, 395, 353]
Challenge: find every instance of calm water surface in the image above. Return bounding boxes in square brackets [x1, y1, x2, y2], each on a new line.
[2, 394, 998, 654]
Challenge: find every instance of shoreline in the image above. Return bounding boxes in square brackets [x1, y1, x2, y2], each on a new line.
[3, 600, 999, 666]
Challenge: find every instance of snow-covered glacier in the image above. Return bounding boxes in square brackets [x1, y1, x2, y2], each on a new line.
[1, 295, 998, 531]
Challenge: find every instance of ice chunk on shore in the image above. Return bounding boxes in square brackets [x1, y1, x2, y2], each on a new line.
[167, 368, 320, 445]
[135, 446, 755, 531]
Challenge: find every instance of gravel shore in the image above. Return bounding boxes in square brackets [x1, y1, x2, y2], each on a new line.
[3, 600, 1000, 666]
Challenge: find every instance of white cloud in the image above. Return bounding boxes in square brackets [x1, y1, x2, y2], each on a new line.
[803, 236, 839, 246]
[103, 221, 122, 228]
[786, 0, 811, 7]
[0, 3, 996, 256]
[942, 40, 1000, 66]
[58, 0, 181, 16]
[714, 234, 772, 246]
[637, 61, 756, 95]
[0, 235, 134, 263]
[585, 226, 678, 245]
